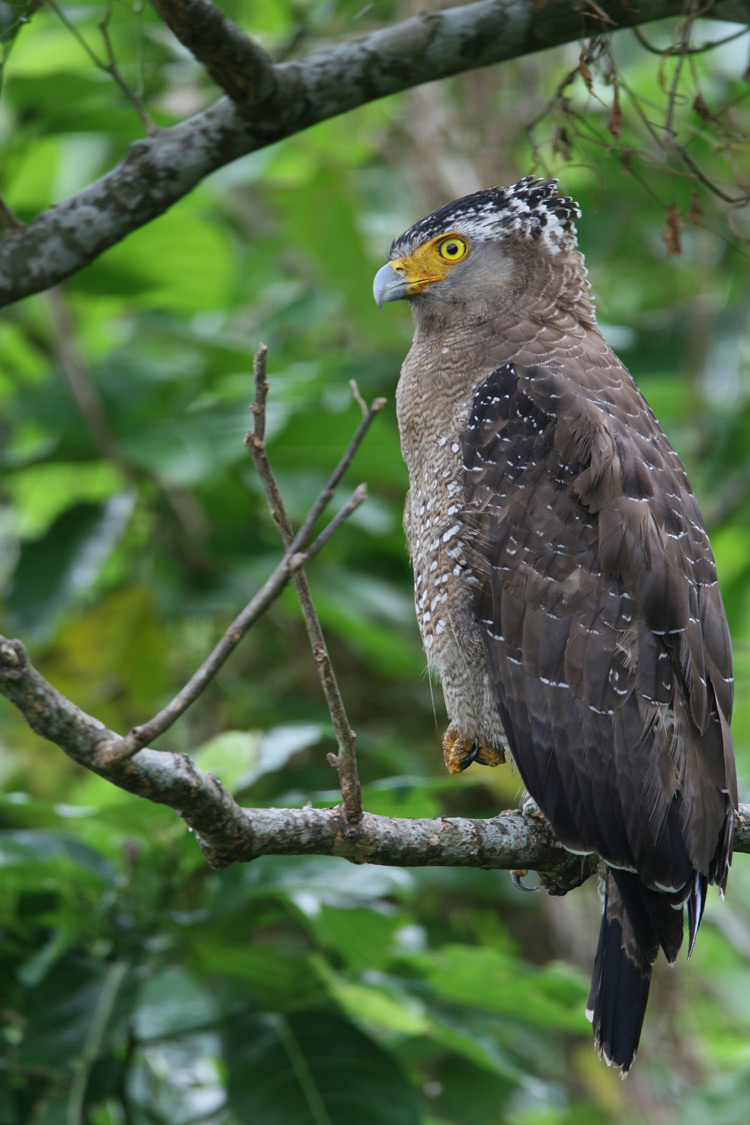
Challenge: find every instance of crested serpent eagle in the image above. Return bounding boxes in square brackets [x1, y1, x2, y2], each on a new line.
[373, 178, 737, 1072]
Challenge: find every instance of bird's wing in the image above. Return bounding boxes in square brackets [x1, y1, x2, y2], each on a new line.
[463, 359, 736, 892]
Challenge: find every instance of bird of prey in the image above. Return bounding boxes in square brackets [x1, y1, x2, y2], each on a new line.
[373, 178, 737, 1072]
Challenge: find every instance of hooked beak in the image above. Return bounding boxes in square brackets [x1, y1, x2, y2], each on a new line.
[373, 262, 412, 309]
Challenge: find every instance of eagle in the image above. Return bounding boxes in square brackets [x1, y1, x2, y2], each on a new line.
[373, 178, 737, 1072]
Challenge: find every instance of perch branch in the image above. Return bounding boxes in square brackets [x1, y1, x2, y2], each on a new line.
[0, 636, 748, 884]
[2, 0, 748, 306]
[246, 347, 382, 825]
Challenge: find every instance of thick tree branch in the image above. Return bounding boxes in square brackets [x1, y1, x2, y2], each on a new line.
[0, 637, 748, 885]
[1, 0, 748, 306]
[151, 0, 277, 109]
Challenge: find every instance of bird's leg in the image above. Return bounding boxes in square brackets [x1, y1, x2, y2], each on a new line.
[442, 722, 506, 775]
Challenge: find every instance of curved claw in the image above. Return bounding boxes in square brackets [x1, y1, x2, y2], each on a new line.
[510, 869, 536, 893]
[459, 743, 481, 771]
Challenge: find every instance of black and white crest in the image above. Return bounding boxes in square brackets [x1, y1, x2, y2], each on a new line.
[390, 177, 581, 259]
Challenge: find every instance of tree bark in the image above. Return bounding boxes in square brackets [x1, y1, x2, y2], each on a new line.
[1, 634, 747, 887]
[0, 0, 748, 306]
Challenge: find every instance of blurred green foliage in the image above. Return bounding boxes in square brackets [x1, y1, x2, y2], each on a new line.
[1, 3, 750, 1123]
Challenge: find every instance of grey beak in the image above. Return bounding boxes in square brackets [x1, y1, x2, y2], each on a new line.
[373, 263, 410, 309]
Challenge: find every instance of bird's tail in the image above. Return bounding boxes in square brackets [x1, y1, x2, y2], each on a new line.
[586, 867, 685, 1073]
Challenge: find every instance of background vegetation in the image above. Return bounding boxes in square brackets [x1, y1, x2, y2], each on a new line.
[1, 2, 750, 1122]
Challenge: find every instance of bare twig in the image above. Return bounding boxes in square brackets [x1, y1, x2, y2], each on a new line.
[301, 483, 368, 563]
[0, 195, 24, 235]
[349, 380, 369, 419]
[152, 0, 277, 111]
[99, 530, 324, 760]
[633, 23, 750, 56]
[292, 394, 386, 553]
[245, 347, 384, 825]
[666, 140, 750, 205]
[102, 364, 374, 761]
[1, 635, 748, 878]
[664, 2, 696, 139]
[46, 288, 120, 461]
[48, 0, 153, 132]
[98, 1, 154, 133]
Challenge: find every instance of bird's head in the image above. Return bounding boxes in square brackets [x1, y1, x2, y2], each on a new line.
[373, 178, 586, 327]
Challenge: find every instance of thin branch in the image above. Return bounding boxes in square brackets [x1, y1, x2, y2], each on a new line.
[98, 1, 154, 133]
[48, 0, 153, 132]
[246, 348, 374, 825]
[349, 380, 369, 419]
[292, 394, 386, 553]
[103, 365, 374, 760]
[633, 23, 750, 56]
[0, 194, 24, 236]
[301, 483, 368, 563]
[151, 0, 277, 110]
[664, 1, 696, 139]
[46, 288, 120, 461]
[99, 536, 316, 761]
[1, 635, 748, 881]
[666, 139, 750, 204]
[2, 0, 745, 306]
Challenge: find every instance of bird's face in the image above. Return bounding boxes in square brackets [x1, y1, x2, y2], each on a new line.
[373, 231, 470, 306]
[373, 229, 519, 320]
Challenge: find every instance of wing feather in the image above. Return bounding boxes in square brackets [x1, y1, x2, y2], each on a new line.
[463, 358, 735, 902]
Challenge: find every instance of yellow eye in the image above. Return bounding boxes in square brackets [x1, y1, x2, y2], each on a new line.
[437, 235, 468, 262]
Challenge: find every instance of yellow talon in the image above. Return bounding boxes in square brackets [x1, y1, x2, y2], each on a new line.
[442, 723, 505, 774]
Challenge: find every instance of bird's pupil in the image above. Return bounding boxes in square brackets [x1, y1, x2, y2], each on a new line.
[446, 243, 458, 256]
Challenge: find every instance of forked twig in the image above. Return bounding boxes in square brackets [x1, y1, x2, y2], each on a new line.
[101, 347, 377, 763]
[246, 346, 385, 825]
[152, 0, 277, 111]
[48, 0, 153, 133]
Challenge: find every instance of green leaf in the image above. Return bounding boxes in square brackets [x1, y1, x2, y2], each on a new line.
[132, 966, 219, 1041]
[5, 496, 134, 636]
[17, 955, 133, 1073]
[197, 945, 327, 1011]
[304, 904, 405, 973]
[192, 723, 325, 793]
[0, 828, 115, 882]
[125, 1034, 226, 1125]
[74, 195, 234, 312]
[397, 945, 587, 1032]
[223, 1008, 421, 1125]
[679, 1067, 750, 1125]
[4, 460, 122, 538]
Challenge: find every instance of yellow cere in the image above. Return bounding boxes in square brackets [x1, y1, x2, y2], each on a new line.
[390, 232, 470, 295]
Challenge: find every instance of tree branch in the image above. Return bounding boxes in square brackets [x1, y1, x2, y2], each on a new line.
[0, 635, 747, 884]
[151, 0, 277, 109]
[48, 0, 154, 133]
[101, 353, 374, 761]
[1, 0, 747, 306]
[246, 347, 375, 824]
